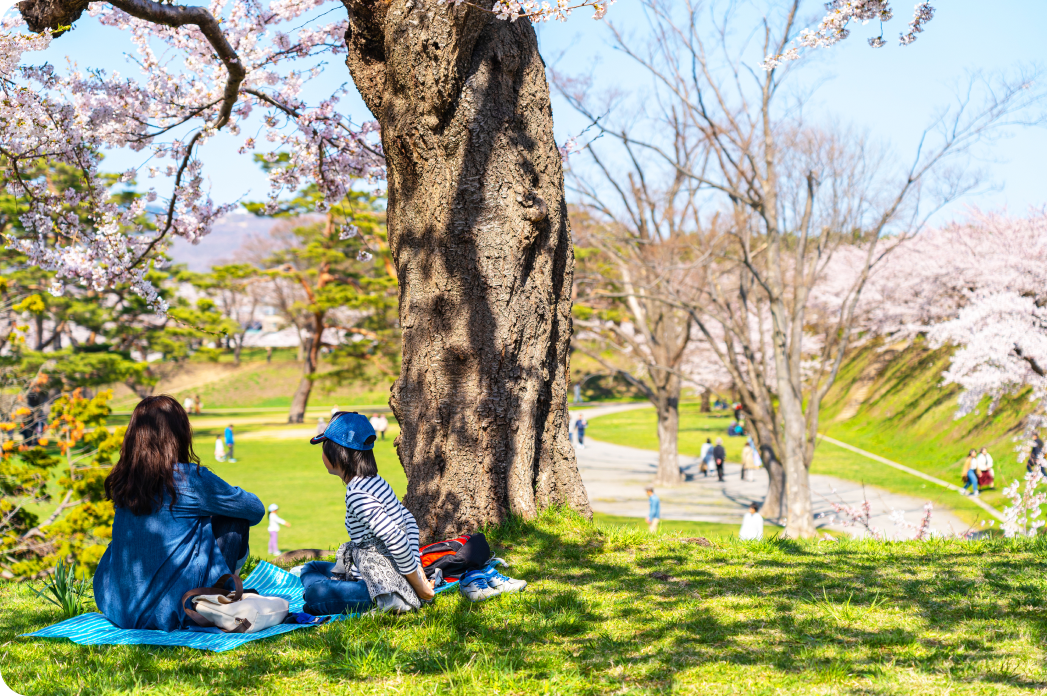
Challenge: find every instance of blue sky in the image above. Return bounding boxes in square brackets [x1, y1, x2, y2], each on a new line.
[11, 0, 1047, 222]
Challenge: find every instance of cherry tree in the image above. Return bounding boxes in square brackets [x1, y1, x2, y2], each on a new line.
[563, 0, 1043, 537]
[4, 0, 621, 538]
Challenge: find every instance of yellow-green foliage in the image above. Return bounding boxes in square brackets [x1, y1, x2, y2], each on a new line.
[2, 389, 122, 578]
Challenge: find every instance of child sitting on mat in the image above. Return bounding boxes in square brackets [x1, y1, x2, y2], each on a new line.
[298, 412, 435, 615]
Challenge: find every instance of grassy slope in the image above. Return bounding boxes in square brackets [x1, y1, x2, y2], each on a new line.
[819, 339, 1031, 513]
[112, 354, 395, 411]
[5, 510, 1047, 695]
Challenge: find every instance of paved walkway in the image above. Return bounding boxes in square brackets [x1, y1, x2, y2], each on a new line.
[574, 404, 975, 539]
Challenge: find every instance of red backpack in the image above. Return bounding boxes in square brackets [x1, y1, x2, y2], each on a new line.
[419, 533, 491, 581]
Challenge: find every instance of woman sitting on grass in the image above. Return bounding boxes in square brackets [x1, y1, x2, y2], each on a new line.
[299, 412, 435, 615]
[94, 396, 265, 631]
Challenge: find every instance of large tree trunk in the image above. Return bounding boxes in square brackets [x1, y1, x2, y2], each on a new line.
[342, 0, 590, 540]
[654, 379, 682, 486]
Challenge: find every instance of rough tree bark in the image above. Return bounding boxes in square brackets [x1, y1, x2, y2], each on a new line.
[342, 0, 590, 540]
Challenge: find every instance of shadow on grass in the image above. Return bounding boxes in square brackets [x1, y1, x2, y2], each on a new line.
[7, 512, 1047, 694]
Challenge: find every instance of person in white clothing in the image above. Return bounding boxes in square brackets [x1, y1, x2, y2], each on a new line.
[376, 415, 389, 440]
[182, 396, 195, 414]
[739, 503, 764, 541]
[699, 438, 712, 477]
[368, 414, 387, 440]
[214, 436, 226, 462]
[331, 404, 340, 418]
[317, 416, 327, 436]
[267, 503, 291, 556]
[976, 447, 995, 489]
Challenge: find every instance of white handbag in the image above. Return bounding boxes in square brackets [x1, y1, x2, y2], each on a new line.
[181, 574, 289, 634]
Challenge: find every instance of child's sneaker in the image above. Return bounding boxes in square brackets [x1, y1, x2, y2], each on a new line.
[481, 567, 527, 594]
[459, 570, 498, 602]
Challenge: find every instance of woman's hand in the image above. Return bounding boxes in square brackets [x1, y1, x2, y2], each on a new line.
[405, 565, 436, 602]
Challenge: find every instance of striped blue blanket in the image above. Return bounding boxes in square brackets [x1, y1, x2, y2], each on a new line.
[23, 561, 461, 653]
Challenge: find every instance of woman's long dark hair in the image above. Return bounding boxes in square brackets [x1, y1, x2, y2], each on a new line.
[105, 395, 200, 515]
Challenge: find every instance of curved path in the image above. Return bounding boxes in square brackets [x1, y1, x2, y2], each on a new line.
[574, 404, 975, 539]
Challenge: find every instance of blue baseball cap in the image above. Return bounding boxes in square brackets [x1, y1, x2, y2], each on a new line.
[310, 412, 376, 450]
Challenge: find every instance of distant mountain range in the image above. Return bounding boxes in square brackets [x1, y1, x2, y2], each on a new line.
[167, 212, 278, 271]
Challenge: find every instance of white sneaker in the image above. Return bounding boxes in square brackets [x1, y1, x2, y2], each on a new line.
[482, 568, 527, 594]
[458, 572, 499, 602]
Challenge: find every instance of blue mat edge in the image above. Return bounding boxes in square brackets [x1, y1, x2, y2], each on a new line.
[20, 560, 469, 652]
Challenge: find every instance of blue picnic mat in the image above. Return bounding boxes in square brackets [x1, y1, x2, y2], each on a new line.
[24, 561, 327, 652]
[23, 560, 467, 652]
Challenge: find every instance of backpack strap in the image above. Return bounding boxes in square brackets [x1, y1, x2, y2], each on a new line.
[180, 573, 245, 628]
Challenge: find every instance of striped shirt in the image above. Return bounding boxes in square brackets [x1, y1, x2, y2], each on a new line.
[343, 475, 420, 577]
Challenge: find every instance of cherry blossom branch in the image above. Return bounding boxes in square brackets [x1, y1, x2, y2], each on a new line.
[105, 0, 245, 130]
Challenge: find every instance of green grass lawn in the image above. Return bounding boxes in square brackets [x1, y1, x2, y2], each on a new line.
[587, 405, 993, 526]
[187, 428, 406, 560]
[592, 513, 742, 539]
[5, 510, 1047, 695]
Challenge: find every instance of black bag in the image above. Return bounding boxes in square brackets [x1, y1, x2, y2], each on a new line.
[419, 533, 490, 581]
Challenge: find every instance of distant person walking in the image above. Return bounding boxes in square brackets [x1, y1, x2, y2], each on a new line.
[646, 487, 660, 533]
[225, 424, 237, 463]
[214, 435, 226, 462]
[182, 396, 194, 414]
[193, 394, 202, 415]
[317, 417, 327, 436]
[575, 417, 588, 448]
[266, 346, 273, 363]
[741, 440, 756, 482]
[267, 504, 290, 555]
[739, 503, 764, 541]
[699, 438, 712, 477]
[960, 448, 979, 497]
[713, 437, 726, 482]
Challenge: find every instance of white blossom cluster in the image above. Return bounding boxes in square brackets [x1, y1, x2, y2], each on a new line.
[1000, 471, 1047, 538]
[762, 1, 935, 70]
[438, 0, 615, 23]
[899, 2, 934, 45]
[1, 0, 385, 312]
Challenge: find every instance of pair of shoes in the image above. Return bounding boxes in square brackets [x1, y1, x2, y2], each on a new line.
[480, 565, 527, 594]
[459, 570, 499, 602]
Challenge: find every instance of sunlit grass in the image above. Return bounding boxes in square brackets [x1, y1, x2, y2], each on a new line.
[5, 509, 1047, 694]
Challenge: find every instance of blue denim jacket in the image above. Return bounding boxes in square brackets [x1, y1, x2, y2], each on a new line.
[93, 462, 264, 631]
